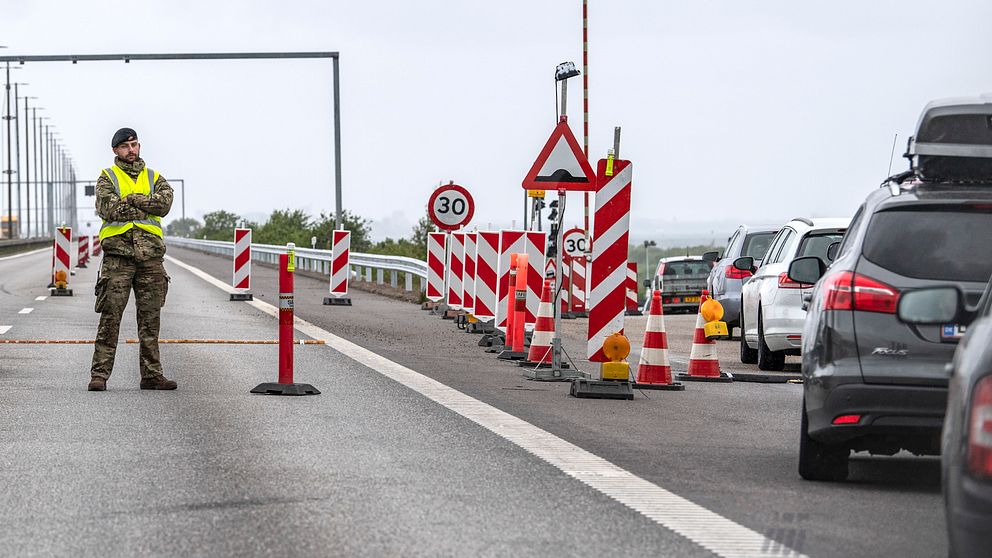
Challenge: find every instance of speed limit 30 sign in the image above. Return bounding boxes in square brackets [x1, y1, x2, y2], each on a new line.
[562, 227, 587, 258]
[428, 183, 475, 231]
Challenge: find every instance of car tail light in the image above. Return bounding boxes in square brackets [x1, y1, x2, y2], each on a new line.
[727, 266, 752, 279]
[967, 376, 992, 480]
[778, 273, 811, 289]
[822, 271, 900, 313]
[832, 414, 862, 425]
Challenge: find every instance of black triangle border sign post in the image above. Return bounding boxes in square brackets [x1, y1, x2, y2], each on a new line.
[522, 117, 597, 192]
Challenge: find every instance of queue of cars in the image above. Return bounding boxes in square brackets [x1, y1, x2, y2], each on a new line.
[693, 96, 992, 555]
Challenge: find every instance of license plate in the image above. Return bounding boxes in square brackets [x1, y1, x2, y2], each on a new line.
[942, 324, 966, 341]
[684, 296, 700, 303]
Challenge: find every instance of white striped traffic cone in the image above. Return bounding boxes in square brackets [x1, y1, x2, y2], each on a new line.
[677, 290, 732, 382]
[520, 279, 556, 367]
[634, 291, 684, 390]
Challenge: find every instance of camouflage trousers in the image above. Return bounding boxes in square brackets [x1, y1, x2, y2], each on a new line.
[90, 254, 170, 379]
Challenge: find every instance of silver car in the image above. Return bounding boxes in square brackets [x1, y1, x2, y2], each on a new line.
[704, 224, 780, 336]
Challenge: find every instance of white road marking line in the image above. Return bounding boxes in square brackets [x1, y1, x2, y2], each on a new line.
[165, 254, 804, 558]
[0, 247, 49, 261]
[0, 326, 11, 335]
[18, 308, 33, 314]
[35, 296, 47, 301]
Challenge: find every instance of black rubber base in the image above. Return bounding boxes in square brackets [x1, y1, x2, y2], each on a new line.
[676, 372, 734, 383]
[421, 301, 438, 310]
[633, 382, 686, 391]
[467, 322, 495, 335]
[518, 360, 571, 369]
[730, 372, 800, 384]
[250, 382, 321, 396]
[47, 282, 55, 288]
[497, 350, 527, 361]
[442, 310, 465, 320]
[625, 310, 643, 316]
[323, 297, 352, 306]
[570, 379, 634, 400]
[561, 312, 576, 320]
[50, 288, 73, 297]
[230, 293, 254, 301]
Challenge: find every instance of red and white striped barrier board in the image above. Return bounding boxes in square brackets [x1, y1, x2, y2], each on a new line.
[330, 230, 351, 297]
[54, 227, 71, 279]
[570, 255, 587, 314]
[523, 231, 548, 327]
[77, 236, 89, 267]
[233, 228, 252, 291]
[472, 231, 500, 321]
[462, 232, 477, 314]
[91, 235, 102, 257]
[587, 159, 632, 361]
[495, 230, 526, 330]
[426, 232, 447, 302]
[626, 262, 639, 312]
[447, 232, 465, 310]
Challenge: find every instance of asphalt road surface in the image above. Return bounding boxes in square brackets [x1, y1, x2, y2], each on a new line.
[0, 244, 946, 557]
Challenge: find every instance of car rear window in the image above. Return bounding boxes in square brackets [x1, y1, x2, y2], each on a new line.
[742, 232, 776, 260]
[862, 207, 992, 282]
[798, 232, 846, 262]
[661, 261, 712, 277]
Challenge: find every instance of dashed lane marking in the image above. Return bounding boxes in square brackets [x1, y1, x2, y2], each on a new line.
[0, 326, 11, 335]
[18, 308, 33, 314]
[165, 254, 806, 558]
[35, 296, 47, 301]
[0, 247, 49, 262]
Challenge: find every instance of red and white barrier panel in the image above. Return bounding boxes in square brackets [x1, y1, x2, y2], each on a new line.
[426, 232, 447, 302]
[626, 262, 639, 312]
[473, 231, 500, 321]
[570, 256, 587, 314]
[447, 232, 465, 310]
[77, 236, 89, 267]
[91, 235, 102, 257]
[587, 159, 632, 361]
[495, 230, 526, 330]
[53, 227, 71, 282]
[233, 228, 252, 291]
[330, 230, 351, 298]
[523, 231, 548, 328]
[463, 232, 477, 314]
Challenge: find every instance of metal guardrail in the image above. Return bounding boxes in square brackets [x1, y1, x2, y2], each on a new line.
[167, 237, 428, 292]
[0, 237, 54, 255]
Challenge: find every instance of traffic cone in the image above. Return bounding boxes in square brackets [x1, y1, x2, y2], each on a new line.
[519, 279, 569, 369]
[677, 290, 732, 382]
[634, 291, 684, 390]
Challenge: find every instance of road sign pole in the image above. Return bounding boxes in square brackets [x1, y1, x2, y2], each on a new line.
[552, 190, 565, 374]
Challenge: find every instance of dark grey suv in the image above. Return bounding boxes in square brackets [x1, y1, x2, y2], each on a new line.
[790, 97, 992, 481]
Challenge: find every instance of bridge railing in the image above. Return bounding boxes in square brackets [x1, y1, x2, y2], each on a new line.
[166, 237, 428, 292]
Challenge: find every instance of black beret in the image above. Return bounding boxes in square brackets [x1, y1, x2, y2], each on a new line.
[111, 127, 138, 148]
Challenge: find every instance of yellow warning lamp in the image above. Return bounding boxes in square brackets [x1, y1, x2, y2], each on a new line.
[600, 332, 630, 381]
[701, 297, 729, 339]
[54, 270, 68, 290]
[605, 148, 616, 177]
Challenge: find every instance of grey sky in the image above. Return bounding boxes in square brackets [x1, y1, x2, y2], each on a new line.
[1, 1, 990, 243]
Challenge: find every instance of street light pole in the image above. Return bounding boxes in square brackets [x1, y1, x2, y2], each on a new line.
[4, 62, 11, 239]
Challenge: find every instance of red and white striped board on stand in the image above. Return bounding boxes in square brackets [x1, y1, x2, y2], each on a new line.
[447, 232, 465, 310]
[523, 231, 548, 328]
[91, 235, 102, 257]
[53, 227, 71, 284]
[462, 232, 477, 314]
[570, 255, 587, 314]
[495, 230, 526, 330]
[330, 230, 351, 298]
[626, 262, 640, 313]
[587, 159, 632, 362]
[233, 228, 252, 291]
[472, 231, 500, 321]
[77, 236, 89, 267]
[426, 232, 447, 302]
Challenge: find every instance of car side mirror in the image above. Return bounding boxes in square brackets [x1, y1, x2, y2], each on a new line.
[897, 287, 962, 325]
[826, 242, 841, 261]
[787, 256, 826, 285]
[732, 256, 755, 273]
[702, 251, 720, 263]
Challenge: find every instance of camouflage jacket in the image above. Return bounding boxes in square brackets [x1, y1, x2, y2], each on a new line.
[95, 157, 174, 261]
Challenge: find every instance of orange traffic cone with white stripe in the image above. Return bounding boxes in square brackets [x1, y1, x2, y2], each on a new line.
[519, 279, 568, 369]
[634, 291, 684, 390]
[677, 290, 732, 382]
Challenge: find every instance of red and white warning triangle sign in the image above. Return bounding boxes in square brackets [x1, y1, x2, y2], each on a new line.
[522, 117, 597, 192]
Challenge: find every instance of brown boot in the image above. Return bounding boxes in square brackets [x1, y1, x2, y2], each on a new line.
[140, 375, 178, 390]
[88, 376, 107, 391]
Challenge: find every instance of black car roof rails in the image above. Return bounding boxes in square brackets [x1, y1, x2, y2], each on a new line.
[790, 217, 814, 227]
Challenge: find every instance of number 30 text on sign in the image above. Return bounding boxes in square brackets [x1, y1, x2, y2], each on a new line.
[428, 184, 475, 231]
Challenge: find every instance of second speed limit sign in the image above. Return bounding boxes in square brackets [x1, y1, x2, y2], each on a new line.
[428, 184, 475, 231]
[562, 228, 587, 257]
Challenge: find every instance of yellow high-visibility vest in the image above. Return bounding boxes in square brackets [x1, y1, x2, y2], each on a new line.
[99, 165, 164, 241]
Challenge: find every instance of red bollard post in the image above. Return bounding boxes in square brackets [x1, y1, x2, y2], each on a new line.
[251, 243, 321, 396]
[512, 254, 529, 354]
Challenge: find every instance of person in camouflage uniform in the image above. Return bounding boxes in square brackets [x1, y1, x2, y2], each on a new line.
[88, 128, 177, 391]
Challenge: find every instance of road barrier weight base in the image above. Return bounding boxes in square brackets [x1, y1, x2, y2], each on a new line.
[676, 372, 733, 383]
[570, 379, 634, 400]
[323, 297, 352, 306]
[442, 310, 465, 320]
[421, 301, 438, 311]
[625, 310, 643, 316]
[230, 293, 254, 301]
[250, 382, 321, 396]
[517, 360, 571, 369]
[561, 312, 576, 320]
[523, 367, 585, 382]
[633, 382, 686, 391]
[467, 321, 496, 334]
[497, 350, 527, 361]
[50, 288, 73, 297]
[729, 372, 799, 384]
